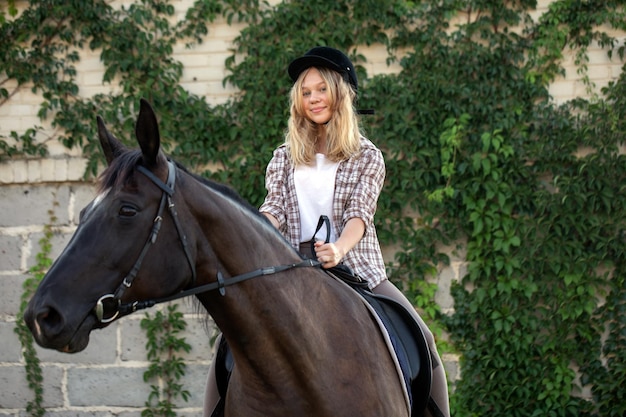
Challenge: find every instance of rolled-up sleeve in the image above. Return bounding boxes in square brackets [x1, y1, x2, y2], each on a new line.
[259, 147, 288, 228]
[335, 138, 387, 288]
[340, 145, 385, 230]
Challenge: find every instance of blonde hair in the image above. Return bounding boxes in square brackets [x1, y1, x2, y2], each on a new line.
[285, 67, 361, 166]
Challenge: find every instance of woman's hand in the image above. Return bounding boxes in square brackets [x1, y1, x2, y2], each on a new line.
[314, 241, 344, 268]
[314, 217, 365, 268]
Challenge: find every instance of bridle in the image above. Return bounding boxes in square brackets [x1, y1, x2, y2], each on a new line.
[94, 160, 194, 323]
[94, 160, 320, 323]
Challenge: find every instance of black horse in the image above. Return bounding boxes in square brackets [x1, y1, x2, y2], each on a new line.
[25, 99, 430, 416]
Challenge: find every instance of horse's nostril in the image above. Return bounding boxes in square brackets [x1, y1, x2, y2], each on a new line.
[35, 306, 65, 336]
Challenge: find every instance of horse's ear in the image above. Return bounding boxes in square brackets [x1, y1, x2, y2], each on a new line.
[135, 98, 162, 168]
[97, 116, 126, 165]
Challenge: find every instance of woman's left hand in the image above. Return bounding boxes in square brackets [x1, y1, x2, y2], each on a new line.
[313, 217, 365, 268]
[314, 241, 344, 268]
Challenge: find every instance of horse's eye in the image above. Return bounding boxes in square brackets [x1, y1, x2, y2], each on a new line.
[119, 205, 138, 217]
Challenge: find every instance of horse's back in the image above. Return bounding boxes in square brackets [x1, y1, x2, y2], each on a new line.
[219, 270, 409, 417]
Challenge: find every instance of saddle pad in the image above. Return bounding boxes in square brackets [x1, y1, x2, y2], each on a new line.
[332, 276, 432, 417]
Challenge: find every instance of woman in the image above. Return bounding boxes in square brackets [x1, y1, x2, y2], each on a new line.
[205, 46, 450, 417]
[259, 46, 450, 417]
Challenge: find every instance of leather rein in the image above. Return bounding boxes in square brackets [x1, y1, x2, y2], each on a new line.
[93, 160, 320, 323]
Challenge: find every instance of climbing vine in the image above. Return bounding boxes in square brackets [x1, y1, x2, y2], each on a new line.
[141, 305, 192, 417]
[13, 201, 58, 417]
[3, 0, 626, 416]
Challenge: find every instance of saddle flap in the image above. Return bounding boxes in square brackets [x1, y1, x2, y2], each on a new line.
[353, 287, 433, 417]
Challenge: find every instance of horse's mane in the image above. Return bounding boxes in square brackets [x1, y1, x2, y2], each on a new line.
[97, 150, 267, 222]
[173, 161, 266, 220]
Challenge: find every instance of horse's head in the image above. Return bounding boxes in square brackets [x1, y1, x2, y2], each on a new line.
[24, 99, 197, 353]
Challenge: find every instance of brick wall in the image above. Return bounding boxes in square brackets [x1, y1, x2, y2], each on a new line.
[0, 1, 623, 415]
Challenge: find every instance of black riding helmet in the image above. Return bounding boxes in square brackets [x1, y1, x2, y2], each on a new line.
[288, 46, 358, 91]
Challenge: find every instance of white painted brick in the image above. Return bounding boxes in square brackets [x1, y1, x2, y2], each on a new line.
[0, 275, 26, 316]
[210, 22, 247, 40]
[548, 80, 576, 100]
[0, 162, 14, 183]
[182, 66, 219, 83]
[0, 103, 11, 118]
[11, 159, 28, 183]
[27, 159, 42, 183]
[13, 88, 44, 105]
[9, 104, 37, 117]
[0, 116, 21, 134]
[18, 116, 43, 131]
[537, 0, 552, 9]
[201, 39, 235, 53]
[177, 52, 212, 69]
[360, 44, 389, 63]
[574, 79, 611, 98]
[39, 158, 56, 182]
[587, 65, 611, 80]
[179, 82, 208, 97]
[67, 366, 151, 407]
[205, 80, 237, 99]
[0, 78, 18, 90]
[108, 0, 127, 10]
[75, 55, 105, 73]
[204, 66, 229, 81]
[79, 84, 123, 98]
[67, 157, 88, 181]
[587, 48, 614, 65]
[67, 145, 86, 158]
[54, 158, 69, 181]
[81, 70, 107, 87]
[46, 140, 75, 157]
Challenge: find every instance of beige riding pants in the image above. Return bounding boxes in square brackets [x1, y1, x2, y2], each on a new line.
[372, 279, 450, 417]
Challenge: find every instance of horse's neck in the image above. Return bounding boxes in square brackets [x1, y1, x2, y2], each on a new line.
[180, 173, 305, 303]
[186, 180, 297, 272]
[181, 173, 346, 349]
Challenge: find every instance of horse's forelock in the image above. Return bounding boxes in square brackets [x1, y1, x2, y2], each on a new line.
[97, 150, 143, 193]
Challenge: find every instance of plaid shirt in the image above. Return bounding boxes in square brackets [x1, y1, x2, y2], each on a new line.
[259, 137, 387, 288]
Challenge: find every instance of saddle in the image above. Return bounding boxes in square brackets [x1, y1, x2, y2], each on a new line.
[212, 266, 434, 417]
[325, 266, 433, 417]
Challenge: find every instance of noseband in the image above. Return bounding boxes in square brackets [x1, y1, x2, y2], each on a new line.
[94, 160, 320, 323]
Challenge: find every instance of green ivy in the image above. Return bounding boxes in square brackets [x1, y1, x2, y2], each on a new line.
[14, 202, 58, 417]
[141, 305, 192, 417]
[4, 1, 626, 416]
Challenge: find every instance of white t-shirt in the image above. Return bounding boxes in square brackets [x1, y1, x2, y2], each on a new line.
[294, 153, 340, 243]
